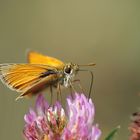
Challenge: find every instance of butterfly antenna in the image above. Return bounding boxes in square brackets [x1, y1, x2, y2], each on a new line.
[78, 63, 96, 67]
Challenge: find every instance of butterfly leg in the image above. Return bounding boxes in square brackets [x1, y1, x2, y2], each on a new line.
[69, 81, 77, 99]
[69, 85, 74, 99]
[57, 83, 62, 102]
[72, 79, 85, 93]
[50, 85, 53, 105]
[77, 70, 94, 99]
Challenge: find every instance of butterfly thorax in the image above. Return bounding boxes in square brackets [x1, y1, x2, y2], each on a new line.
[61, 63, 79, 87]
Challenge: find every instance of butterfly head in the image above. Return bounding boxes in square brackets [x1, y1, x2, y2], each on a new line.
[64, 63, 79, 75]
[62, 63, 79, 87]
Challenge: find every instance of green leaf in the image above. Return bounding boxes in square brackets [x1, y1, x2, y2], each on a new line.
[104, 126, 120, 140]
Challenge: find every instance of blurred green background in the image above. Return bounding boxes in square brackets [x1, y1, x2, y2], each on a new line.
[0, 0, 140, 139]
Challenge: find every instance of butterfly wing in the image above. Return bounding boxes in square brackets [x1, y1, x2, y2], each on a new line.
[0, 64, 59, 99]
[27, 51, 65, 69]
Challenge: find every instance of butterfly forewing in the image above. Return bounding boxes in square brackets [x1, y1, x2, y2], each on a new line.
[28, 51, 65, 69]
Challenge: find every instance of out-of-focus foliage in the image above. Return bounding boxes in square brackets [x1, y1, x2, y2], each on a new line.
[105, 126, 120, 140]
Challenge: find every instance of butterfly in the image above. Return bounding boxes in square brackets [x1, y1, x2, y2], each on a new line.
[0, 51, 95, 100]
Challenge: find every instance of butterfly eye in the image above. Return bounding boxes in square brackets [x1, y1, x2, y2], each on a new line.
[64, 67, 71, 74]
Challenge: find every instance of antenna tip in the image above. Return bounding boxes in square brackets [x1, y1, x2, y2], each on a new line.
[88, 63, 96, 66]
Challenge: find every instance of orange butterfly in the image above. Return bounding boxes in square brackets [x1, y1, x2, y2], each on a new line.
[0, 51, 95, 100]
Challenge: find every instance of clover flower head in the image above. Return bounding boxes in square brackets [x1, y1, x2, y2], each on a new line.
[23, 93, 101, 140]
[129, 112, 140, 140]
